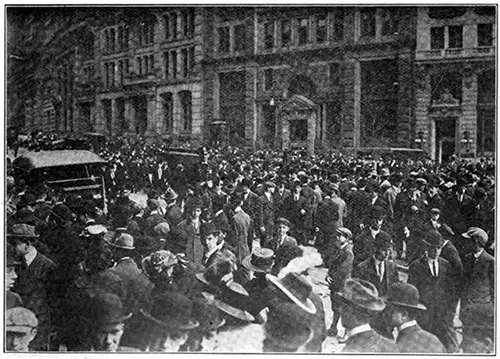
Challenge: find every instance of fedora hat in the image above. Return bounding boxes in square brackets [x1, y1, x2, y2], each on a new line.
[387, 282, 426, 310]
[336, 278, 385, 312]
[8, 223, 39, 238]
[242, 248, 275, 273]
[163, 187, 179, 201]
[107, 233, 135, 250]
[267, 273, 317, 314]
[88, 292, 132, 327]
[422, 230, 444, 248]
[202, 288, 255, 322]
[462, 227, 488, 247]
[264, 302, 313, 351]
[81, 224, 108, 238]
[6, 307, 38, 333]
[140, 292, 199, 330]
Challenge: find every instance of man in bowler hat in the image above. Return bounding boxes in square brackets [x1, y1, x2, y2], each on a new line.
[385, 282, 446, 353]
[408, 230, 458, 352]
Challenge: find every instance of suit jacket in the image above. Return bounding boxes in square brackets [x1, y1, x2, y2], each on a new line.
[242, 191, 259, 220]
[315, 197, 340, 235]
[346, 189, 372, 230]
[408, 256, 455, 325]
[442, 192, 474, 234]
[270, 234, 298, 252]
[396, 323, 446, 353]
[107, 257, 153, 313]
[283, 193, 311, 229]
[462, 250, 494, 303]
[327, 243, 354, 291]
[13, 251, 56, 319]
[353, 228, 390, 266]
[354, 257, 399, 297]
[343, 328, 397, 353]
[256, 194, 275, 234]
[178, 219, 204, 266]
[229, 210, 252, 264]
[274, 188, 291, 218]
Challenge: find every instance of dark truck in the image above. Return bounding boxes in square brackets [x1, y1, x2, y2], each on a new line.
[13, 149, 108, 208]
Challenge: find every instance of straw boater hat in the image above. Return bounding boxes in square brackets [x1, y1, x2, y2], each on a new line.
[201, 288, 255, 322]
[6, 307, 38, 333]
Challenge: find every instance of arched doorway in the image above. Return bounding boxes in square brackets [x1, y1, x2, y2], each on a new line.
[288, 74, 316, 99]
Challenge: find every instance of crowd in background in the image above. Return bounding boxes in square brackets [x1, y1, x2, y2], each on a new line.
[5, 135, 496, 353]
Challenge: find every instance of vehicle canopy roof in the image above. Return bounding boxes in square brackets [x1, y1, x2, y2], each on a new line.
[13, 150, 106, 172]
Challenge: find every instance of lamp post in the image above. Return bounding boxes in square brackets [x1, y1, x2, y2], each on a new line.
[415, 131, 425, 149]
[461, 130, 473, 154]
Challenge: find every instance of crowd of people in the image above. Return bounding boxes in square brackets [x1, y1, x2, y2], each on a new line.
[5, 137, 495, 353]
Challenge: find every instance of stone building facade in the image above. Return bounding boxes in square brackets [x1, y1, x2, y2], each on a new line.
[9, 6, 496, 159]
[202, 7, 418, 153]
[414, 6, 495, 160]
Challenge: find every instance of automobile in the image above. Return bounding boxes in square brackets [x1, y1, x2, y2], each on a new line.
[13, 149, 108, 208]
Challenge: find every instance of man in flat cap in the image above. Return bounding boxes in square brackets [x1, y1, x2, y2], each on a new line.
[6, 307, 39, 351]
[336, 278, 396, 352]
[460, 227, 494, 353]
[326, 227, 354, 337]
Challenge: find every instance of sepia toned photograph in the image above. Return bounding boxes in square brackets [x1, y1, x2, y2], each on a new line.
[5, 4, 496, 354]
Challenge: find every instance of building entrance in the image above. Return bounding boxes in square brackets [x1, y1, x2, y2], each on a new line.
[435, 119, 456, 162]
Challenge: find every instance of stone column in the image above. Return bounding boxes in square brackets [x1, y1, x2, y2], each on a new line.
[146, 94, 157, 136]
[156, 94, 165, 135]
[282, 114, 290, 150]
[124, 99, 136, 135]
[111, 98, 118, 136]
[307, 111, 317, 156]
[172, 92, 181, 145]
[353, 60, 361, 149]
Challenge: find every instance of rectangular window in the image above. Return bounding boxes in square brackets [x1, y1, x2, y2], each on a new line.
[104, 63, 109, 87]
[183, 8, 195, 38]
[381, 8, 399, 36]
[109, 62, 115, 87]
[162, 93, 173, 132]
[171, 13, 178, 39]
[360, 8, 376, 37]
[234, 24, 246, 52]
[329, 62, 340, 86]
[110, 28, 116, 51]
[118, 60, 124, 84]
[448, 25, 463, 48]
[333, 9, 344, 41]
[298, 18, 309, 45]
[264, 22, 274, 49]
[164, 15, 170, 39]
[281, 19, 291, 47]
[218, 27, 230, 53]
[180, 91, 192, 132]
[316, 15, 327, 43]
[478, 23, 493, 46]
[140, 23, 154, 45]
[430, 27, 445, 49]
[171, 50, 177, 78]
[137, 57, 142, 76]
[149, 54, 154, 73]
[477, 108, 495, 154]
[189, 47, 195, 74]
[264, 68, 273, 90]
[182, 48, 188, 77]
[164, 51, 169, 77]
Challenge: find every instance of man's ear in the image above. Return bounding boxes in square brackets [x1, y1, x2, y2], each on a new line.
[29, 328, 38, 340]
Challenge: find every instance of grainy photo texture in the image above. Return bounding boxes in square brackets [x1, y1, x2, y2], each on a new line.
[5, 5, 496, 354]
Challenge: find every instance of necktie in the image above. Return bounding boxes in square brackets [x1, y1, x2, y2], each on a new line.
[379, 262, 384, 282]
[433, 261, 438, 277]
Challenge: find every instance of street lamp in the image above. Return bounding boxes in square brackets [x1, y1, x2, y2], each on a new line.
[415, 131, 425, 149]
[461, 130, 472, 152]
